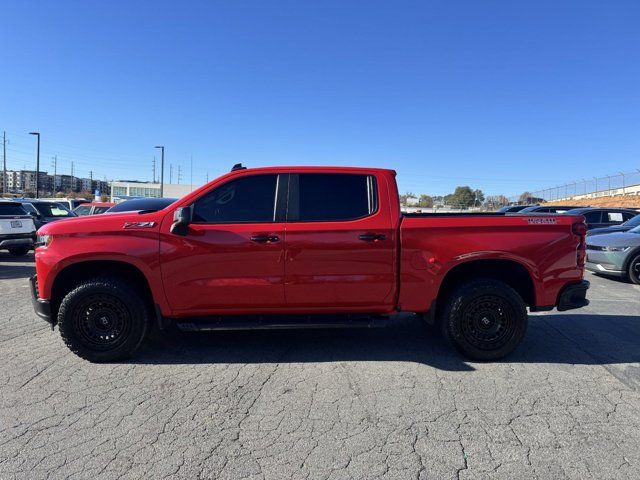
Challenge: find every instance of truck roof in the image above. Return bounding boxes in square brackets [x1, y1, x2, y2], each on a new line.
[231, 165, 397, 175]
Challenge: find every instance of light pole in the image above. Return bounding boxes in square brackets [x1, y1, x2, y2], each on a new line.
[29, 132, 40, 198]
[155, 146, 164, 197]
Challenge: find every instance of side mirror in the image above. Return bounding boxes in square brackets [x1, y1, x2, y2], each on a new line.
[170, 206, 192, 236]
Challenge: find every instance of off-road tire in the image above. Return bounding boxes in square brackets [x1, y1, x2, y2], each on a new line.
[440, 278, 528, 361]
[57, 277, 148, 362]
[8, 246, 30, 256]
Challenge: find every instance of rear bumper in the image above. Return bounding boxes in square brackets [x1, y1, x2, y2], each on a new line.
[29, 275, 53, 326]
[0, 232, 35, 249]
[556, 280, 590, 311]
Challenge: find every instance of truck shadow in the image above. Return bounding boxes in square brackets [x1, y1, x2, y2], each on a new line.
[136, 313, 640, 372]
[0, 253, 35, 279]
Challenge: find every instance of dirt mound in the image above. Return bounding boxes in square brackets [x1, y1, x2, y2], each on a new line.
[547, 195, 640, 209]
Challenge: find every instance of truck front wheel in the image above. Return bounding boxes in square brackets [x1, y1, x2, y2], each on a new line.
[440, 279, 527, 361]
[57, 277, 149, 362]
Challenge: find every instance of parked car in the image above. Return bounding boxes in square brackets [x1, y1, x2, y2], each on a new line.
[586, 226, 640, 284]
[105, 197, 177, 214]
[0, 202, 36, 256]
[563, 207, 638, 230]
[73, 202, 115, 216]
[31, 166, 590, 363]
[518, 205, 584, 214]
[16, 199, 77, 228]
[586, 213, 640, 236]
[496, 205, 532, 213]
[41, 198, 90, 211]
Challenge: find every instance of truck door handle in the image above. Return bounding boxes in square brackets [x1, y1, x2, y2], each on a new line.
[359, 233, 386, 242]
[250, 235, 279, 243]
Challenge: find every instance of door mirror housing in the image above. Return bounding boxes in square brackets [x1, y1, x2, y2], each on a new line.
[171, 206, 192, 236]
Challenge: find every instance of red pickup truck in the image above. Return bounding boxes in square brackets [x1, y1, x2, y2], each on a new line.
[31, 166, 589, 362]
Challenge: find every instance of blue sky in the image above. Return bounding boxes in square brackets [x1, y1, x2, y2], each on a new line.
[1, 0, 639, 197]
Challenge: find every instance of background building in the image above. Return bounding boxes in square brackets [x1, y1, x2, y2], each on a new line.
[110, 180, 198, 201]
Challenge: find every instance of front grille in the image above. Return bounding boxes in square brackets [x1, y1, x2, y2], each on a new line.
[586, 244, 606, 251]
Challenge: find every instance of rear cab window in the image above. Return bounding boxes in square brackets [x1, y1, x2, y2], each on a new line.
[0, 204, 27, 216]
[288, 173, 377, 222]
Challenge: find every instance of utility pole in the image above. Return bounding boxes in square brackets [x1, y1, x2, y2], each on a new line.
[206, 170, 209, 182]
[152, 156, 156, 183]
[169, 164, 173, 184]
[29, 132, 40, 198]
[2, 131, 6, 195]
[52, 155, 57, 192]
[155, 146, 164, 196]
[177, 165, 182, 184]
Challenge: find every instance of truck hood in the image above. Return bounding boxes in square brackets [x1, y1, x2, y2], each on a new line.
[587, 225, 631, 236]
[586, 230, 640, 248]
[37, 210, 164, 236]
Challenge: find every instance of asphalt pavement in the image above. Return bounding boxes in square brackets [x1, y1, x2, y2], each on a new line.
[1, 252, 638, 479]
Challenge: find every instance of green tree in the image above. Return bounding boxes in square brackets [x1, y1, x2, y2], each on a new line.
[418, 194, 434, 208]
[446, 186, 481, 208]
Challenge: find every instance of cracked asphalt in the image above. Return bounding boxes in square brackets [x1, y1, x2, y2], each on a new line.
[1, 252, 639, 479]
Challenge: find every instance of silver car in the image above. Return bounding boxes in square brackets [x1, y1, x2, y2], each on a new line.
[585, 226, 640, 284]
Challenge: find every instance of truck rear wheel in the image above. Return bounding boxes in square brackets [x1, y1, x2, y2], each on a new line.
[57, 277, 148, 362]
[440, 278, 527, 361]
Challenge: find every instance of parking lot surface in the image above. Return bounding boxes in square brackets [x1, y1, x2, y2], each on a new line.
[1, 252, 639, 479]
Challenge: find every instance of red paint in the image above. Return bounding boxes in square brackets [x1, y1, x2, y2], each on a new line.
[35, 166, 586, 318]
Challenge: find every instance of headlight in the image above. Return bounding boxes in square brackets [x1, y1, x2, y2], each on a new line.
[36, 234, 53, 247]
[603, 246, 630, 252]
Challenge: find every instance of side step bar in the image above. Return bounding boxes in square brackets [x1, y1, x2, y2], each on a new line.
[174, 314, 389, 332]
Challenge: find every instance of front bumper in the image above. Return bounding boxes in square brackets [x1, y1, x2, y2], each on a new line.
[557, 280, 590, 311]
[585, 250, 626, 277]
[29, 275, 53, 326]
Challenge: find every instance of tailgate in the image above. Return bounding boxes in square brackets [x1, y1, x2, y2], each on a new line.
[0, 216, 36, 235]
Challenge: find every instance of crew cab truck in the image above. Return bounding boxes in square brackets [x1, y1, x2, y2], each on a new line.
[31, 166, 590, 362]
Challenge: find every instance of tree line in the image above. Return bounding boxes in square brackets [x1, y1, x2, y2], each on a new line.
[400, 188, 543, 209]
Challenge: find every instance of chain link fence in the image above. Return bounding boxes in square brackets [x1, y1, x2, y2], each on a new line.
[512, 169, 640, 204]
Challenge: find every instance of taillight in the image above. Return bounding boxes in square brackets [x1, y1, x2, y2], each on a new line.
[572, 222, 587, 236]
[572, 221, 587, 267]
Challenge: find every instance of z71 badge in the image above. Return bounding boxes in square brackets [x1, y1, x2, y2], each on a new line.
[527, 217, 557, 224]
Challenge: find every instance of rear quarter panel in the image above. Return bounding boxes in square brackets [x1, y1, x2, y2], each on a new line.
[399, 214, 584, 311]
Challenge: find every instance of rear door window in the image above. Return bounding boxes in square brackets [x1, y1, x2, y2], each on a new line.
[291, 174, 377, 222]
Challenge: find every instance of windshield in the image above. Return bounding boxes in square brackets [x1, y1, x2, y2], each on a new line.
[33, 202, 76, 217]
[107, 198, 176, 213]
[73, 205, 92, 216]
[624, 214, 640, 227]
